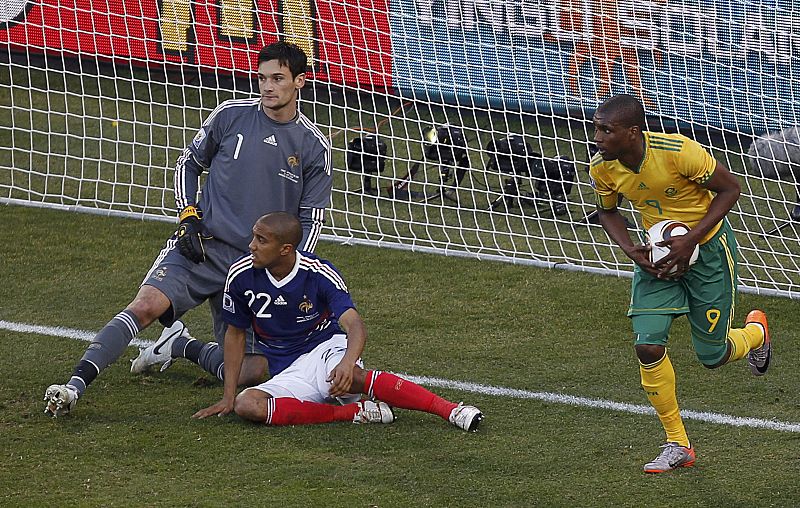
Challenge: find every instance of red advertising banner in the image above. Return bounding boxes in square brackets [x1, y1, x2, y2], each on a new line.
[0, 0, 392, 88]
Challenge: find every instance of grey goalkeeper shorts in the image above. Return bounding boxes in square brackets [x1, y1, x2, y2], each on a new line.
[141, 235, 264, 354]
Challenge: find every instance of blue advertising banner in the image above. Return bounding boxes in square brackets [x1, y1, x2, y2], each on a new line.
[390, 0, 800, 134]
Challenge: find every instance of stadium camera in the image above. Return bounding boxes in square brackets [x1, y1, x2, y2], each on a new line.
[387, 124, 470, 203]
[486, 134, 575, 216]
[535, 157, 576, 215]
[421, 124, 470, 203]
[487, 134, 539, 211]
[422, 125, 468, 166]
[347, 133, 387, 195]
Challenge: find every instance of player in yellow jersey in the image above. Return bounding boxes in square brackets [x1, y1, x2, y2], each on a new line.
[589, 94, 772, 473]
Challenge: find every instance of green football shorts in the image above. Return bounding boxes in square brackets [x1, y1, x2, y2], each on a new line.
[629, 221, 738, 366]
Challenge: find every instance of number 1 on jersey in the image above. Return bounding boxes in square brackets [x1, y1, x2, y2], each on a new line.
[233, 133, 243, 160]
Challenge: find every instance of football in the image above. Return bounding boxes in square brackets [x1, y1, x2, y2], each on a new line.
[647, 220, 699, 273]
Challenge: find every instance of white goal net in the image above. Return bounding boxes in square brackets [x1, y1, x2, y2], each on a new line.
[0, 0, 798, 298]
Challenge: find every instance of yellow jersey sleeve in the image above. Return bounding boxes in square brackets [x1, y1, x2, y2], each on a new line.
[589, 155, 618, 210]
[677, 137, 716, 185]
[587, 134, 722, 243]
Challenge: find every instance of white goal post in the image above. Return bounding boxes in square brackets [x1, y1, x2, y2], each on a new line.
[0, 0, 798, 298]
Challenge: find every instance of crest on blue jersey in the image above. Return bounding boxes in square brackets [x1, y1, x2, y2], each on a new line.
[193, 128, 206, 148]
[154, 267, 167, 281]
[223, 293, 235, 314]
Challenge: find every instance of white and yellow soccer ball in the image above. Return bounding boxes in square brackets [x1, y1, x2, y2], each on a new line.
[647, 219, 699, 274]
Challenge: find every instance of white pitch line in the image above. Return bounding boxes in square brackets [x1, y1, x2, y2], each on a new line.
[402, 374, 800, 433]
[0, 320, 154, 348]
[4, 319, 799, 433]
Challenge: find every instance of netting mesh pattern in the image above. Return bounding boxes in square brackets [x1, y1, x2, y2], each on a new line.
[0, 0, 797, 298]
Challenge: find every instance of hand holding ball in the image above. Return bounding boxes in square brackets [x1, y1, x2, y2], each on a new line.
[647, 220, 699, 275]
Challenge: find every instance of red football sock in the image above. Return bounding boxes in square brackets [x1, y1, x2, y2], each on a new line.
[266, 397, 358, 426]
[365, 371, 457, 420]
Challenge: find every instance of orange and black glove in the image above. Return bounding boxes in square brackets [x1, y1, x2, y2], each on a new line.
[176, 205, 206, 263]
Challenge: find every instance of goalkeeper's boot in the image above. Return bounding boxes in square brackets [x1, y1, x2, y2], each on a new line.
[44, 384, 79, 417]
[352, 401, 395, 424]
[746, 310, 772, 376]
[448, 402, 483, 432]
[643, 442, 695, 473]
[130, 320, 190, 374]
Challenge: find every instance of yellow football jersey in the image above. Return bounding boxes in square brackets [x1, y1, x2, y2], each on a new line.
[589, 132, 721, 244]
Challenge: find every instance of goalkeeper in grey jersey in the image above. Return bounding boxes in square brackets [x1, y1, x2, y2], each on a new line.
[45, 41, 332, 417]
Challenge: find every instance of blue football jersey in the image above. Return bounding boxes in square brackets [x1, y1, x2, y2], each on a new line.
[221, 251, 355, 376]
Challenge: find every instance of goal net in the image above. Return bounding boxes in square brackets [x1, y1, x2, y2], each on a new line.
[1, 0, 798, 298]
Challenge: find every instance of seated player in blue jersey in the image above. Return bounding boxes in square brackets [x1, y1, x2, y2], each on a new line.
[179, 212, 482, 430]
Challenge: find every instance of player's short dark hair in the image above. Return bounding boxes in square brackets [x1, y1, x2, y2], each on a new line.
[597, 94, 646, 130]
[258, 41, 307, 78]
[258, 212, 303, 248]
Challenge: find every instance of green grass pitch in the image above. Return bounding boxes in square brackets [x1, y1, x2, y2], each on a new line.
[1, 204, 799, 506]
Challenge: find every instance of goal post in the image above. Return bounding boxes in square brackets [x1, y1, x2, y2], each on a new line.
[0, 0, 798, 299]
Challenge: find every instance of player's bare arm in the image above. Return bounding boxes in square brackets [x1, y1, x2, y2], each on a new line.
[193, 326, 247, 419]
[327, 308, 366, 397]
[656, 162, 741, 277]
[597, 207, 657, 275]
[696, 161, 741, 236]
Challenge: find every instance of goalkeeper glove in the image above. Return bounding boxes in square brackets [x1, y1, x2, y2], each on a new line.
[176, 205, 207, 263]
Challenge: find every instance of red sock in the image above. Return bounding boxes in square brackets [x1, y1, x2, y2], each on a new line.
[365, 371, 457, 420]
[266, 398, 358, 426]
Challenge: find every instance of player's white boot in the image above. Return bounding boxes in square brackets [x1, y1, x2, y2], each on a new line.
[44, 384, 79, 417]
[130, 320, 191, 374]
[449, 402, 483, 432]
[643, 442, 696, 473]
[353, 400, 395, 424]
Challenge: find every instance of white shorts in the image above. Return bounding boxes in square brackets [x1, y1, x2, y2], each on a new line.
[244, 334, 363, 405]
